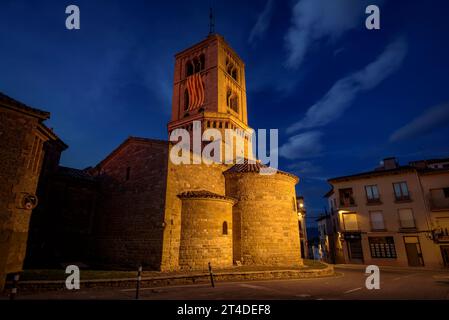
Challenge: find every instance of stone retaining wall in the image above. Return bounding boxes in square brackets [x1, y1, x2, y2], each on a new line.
[5, 265, 334, 293]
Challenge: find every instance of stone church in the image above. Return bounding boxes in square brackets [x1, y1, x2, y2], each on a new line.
[24, 34, 303, 272]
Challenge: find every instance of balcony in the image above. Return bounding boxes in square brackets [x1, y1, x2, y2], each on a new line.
[394, 192, 412, 203]
[366, 197, 382, 205]
[434, 228, 449, 242]
[338, 188, 356, 208]
[339, 197, 356, 208]
[428, 188, 449, 211]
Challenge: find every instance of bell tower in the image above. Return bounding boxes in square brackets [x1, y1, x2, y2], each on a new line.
[168, 34, 250, 136]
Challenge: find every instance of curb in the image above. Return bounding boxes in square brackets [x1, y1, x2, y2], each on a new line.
[6, 265, 335, 293]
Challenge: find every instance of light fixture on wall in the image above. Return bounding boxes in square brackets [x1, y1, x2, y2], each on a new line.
[297, 197, 304, 209]
[20, 193, 38, 210]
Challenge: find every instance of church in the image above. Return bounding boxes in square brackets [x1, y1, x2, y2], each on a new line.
[25, 33, 303, 271]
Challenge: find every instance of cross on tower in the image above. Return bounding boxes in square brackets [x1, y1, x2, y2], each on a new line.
[209, 7, 215, 35]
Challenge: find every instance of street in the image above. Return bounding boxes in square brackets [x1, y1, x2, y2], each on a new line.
[14, 267, 449, 300]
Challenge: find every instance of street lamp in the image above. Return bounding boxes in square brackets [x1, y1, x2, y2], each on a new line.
[297, 196, 304, 209]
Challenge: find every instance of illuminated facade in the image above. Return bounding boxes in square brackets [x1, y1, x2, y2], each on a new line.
[23, 34, 304, 273]
[324, 157, 449, 268]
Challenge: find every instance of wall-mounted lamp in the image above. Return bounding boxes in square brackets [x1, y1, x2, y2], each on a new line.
[297, 196, 305, 210]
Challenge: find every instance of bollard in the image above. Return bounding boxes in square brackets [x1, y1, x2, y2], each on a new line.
[9, 273, 20, 300]
[208, 262, 215, 288]
[135, 265, 142, 300]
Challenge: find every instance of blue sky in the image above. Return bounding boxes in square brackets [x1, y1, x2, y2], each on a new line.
[1, 0, 449, 223]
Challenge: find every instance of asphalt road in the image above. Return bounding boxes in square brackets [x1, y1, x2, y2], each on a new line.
[12, 267, 449, 300]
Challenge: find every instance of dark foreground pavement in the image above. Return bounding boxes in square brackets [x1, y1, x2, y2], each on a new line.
[9, 267, 449, 300]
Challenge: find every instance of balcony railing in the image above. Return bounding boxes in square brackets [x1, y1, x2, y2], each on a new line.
[339, 198, 356, 207]
[394, 192, 412, 203]
[366, 197, 382, 205]
[434, 228, 449, 242]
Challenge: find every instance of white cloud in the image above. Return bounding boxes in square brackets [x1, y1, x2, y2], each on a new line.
[279, 131, 323, 159]
[285, 0, 372, 69]
[287, 160, 321, 174]
[389, 102, 449, 142]
[286, 37, 407, 134]
[249, 0, 274, 44]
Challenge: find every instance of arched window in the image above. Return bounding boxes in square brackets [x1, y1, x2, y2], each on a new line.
[193, 57, 201, 73]
[226, 88, 232, 106]
[231, 97, 238, 113]
[184, 89, 189, 110]
[186, 61, 194, 77]
[186, 55, 205, 79]
[231, 69, 238, 81]
[222, 221, 228, 235]
[226, 58, 238, 82]
[226, 88, 238, 113]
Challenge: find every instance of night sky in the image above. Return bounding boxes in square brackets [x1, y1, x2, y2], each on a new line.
[1, 0, 449, 223]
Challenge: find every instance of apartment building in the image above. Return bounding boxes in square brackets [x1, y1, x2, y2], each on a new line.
[323, 157, 449, 269]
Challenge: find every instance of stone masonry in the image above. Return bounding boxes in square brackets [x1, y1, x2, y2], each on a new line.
[18, 33, 304, 277]
[0, 93, 64, 291]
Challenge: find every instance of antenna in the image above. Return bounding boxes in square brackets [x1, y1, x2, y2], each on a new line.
[209, 7, 215, 35]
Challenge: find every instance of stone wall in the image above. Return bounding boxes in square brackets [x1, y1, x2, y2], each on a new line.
[225, 172, 303, 266]
[91, 138, 169, 269]
[178, 195, 234, 270]
[160, 146, 228, 271]
[25, 164, 98, 268]
[0, 107, 47, 290]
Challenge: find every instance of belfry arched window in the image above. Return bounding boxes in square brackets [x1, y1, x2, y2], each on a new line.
[226, 58, 238, 82]
[231, 69, 238, 81]
[230, 95, 238, 113]
[222, 221, 228, 235]
[184, 89, 189, 110]
[186, 54, 205, 78]
[193, 57, 201, 73]
[186, 61, 194, 77]
[227, 88, 239, 113]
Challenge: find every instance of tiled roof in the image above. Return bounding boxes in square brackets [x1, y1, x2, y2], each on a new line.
[224, 159, 298, 180]
[0, 92, 50, 119]
[328, 165, 417, 182]
[177, 190, 235, 202]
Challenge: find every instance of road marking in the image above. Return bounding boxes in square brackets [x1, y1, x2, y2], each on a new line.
[238, 284, 271, 291]
[119, 272, 344, 293]
[393, 273, 418, 281]
[343, 287, 363, 294]
[121, 283, 210, 292]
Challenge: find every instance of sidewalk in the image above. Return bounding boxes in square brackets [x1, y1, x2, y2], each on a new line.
[334, 263, 449, 273]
